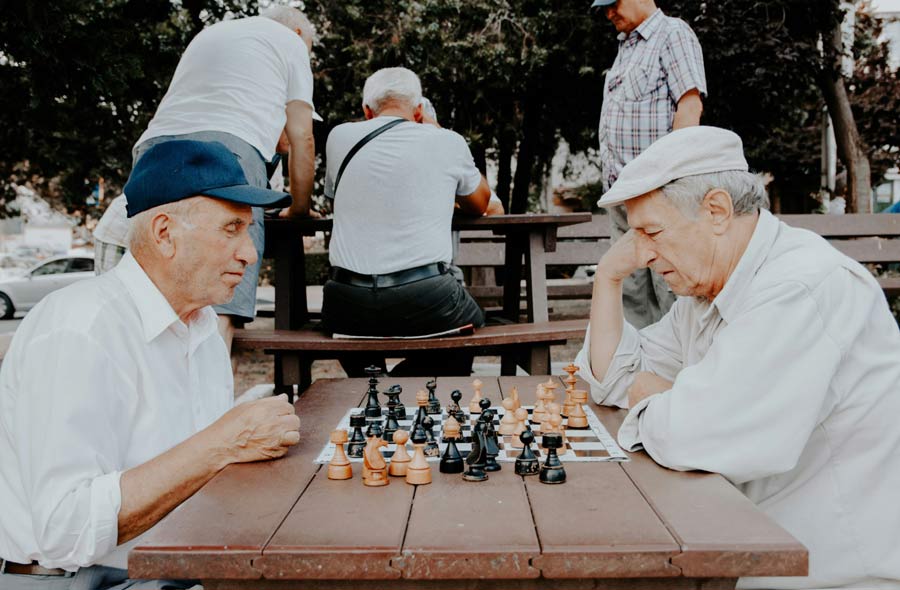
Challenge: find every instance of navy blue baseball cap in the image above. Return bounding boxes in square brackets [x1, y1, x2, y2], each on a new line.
[123, 140, 292, 217]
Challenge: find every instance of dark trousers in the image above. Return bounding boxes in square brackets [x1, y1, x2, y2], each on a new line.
[321, 271, 485, 377]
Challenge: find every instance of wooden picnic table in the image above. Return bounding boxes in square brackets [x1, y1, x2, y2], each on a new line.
[263, 212, 593, 329]
[130, 375, 807, 589]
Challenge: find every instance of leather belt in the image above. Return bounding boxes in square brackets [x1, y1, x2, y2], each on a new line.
[0, 559, 73, 577]
[330, 262, 448, 289]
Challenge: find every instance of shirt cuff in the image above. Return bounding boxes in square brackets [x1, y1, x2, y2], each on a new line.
[574, 321, 642, 408]
[616, 393, 660, 451]
[89, 470, 123, 563]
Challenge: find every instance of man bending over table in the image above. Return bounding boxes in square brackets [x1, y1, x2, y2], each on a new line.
[321, 67, 492, 377]
[0, 141, 301, 589]
[574, 126, 900, 590]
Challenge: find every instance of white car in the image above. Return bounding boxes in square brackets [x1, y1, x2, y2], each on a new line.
[0, 255, 95, 319]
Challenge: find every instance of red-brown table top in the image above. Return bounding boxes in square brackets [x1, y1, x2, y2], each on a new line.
[130, 376, 807, 588]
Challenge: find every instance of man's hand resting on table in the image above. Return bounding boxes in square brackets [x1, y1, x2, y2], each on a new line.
[627, 372, 673, 408]
[205, 394, 301, 464]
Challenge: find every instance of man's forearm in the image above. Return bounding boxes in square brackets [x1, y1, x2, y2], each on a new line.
[117, 429, 228, 544]
[588, 272, 626, 382]
[287, 133, 315, 215]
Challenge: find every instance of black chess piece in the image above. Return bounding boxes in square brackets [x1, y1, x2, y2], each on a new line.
[383, 403, 400, 443]
[439, 427, 464, 474]
[385, 384, 405, 420]
[449, 389, 465, 424]
[364, 366, 382, 418]
[347, 413, 367, 458]
[515, 430, 540, 476]
[425, 379, 441, 415]
[422, 415, 440, 457]
[478, 397, 492, 417]
[369, 420, 384, 442]
[539, 432, 566, 484]
[463, 421, 489, 482]
[482, 409, 501, 472]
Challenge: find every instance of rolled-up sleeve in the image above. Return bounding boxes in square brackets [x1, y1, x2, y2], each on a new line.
[15, 330, 128, 568]
[618, 282, 842, 484]
[661, 21, 707, 102]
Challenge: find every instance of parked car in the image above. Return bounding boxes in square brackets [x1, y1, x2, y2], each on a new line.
[0, 255, 95, 319]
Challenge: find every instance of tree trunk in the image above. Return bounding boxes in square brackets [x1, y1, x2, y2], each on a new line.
[511, 96, 541, 214]
[819, 17, 872, 213]
[496, 132, 513, 212]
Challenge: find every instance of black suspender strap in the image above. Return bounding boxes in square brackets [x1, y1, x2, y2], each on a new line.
[332, 118, 407, 196]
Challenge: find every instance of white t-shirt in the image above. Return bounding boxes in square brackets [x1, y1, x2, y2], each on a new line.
[325, 117, 482, 275]
[136, 16, 314, 160]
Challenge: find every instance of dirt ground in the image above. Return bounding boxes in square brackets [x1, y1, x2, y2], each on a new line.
[233, 300, 590, 397]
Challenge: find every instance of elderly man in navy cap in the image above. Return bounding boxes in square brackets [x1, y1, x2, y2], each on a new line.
[576, 126, 900, 589]
[591, 0, 707, 329]
[0, 141, 302, 589]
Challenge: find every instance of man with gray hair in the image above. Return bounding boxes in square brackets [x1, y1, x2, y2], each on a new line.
[321, 67, 491, 376]
[0, 141, 302, 588]
[575, 126, 900, 589]
[94, 5, 319, 356]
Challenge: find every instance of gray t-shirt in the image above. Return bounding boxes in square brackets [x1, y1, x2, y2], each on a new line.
[325, 116, 482, 275]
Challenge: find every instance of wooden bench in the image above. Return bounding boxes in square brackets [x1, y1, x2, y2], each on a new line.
[234, 320, 587, 401]
[457, 213, 900, 303]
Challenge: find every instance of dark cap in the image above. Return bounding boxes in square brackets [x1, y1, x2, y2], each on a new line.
[591, 0, 616, 9]
[124, 140, 291, 217]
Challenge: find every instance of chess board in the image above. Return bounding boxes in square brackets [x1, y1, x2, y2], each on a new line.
[315, 404, 629, 464]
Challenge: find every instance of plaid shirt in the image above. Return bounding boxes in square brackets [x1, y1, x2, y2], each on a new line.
[598, 9, 707, 189]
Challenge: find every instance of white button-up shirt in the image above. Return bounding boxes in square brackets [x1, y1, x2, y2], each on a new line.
[576, 210, 900, 589]
[0, 252, 233, 571]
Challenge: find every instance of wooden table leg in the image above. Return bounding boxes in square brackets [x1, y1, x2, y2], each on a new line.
[524, 231, 549, 323]
[273, 229, 307, 330]
[502, 234, 525, 322]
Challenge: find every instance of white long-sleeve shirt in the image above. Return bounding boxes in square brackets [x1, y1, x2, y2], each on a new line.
[0, 252, 233, 571]
[575, 209, 900, 590]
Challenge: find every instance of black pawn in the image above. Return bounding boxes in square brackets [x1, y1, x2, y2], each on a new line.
[422, 415, 440, 457]
[515, 430, 540, 476]
[347, 413, 366, 458]
[463, 421, 489, 482]
[426, 379, 441, 415]
[383, 403, 400, 443]
[482, 409, 501, 472]
[450, 390, 466, 424]
[439, 429, 464, 474]
[539, 432, 566, 484]
[364, 366, 382, 418]
[385, 384, 405, 420]
[478, 397, 492, 417]
[369, 420, 384, 442]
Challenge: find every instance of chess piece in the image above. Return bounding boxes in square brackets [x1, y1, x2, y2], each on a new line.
[463, 421, 489, 482]
[468, 378, 484, 413]
[542, 378, 559, 404]
[439, 414, 464, 474]
[413, 389, 429, 430]
[545, 408, 567, 445]
[363, 435, 389, 487]
[498, 398, 518, 436]
[482, 409, 501, 472]
[566, 390, 590, 430]
[383, 401, 400, 443]
[347, 413, 367, 458]
[328, 429, 353, 480]
[509, 407, 530, 449]
[406, 423, 432, 485]
[426, 379, 441, 415]
[385, 384, 406, 420]
[531, 384, 549, 425]
[370, 420, 384, 442]
[362, 424, 377, 481]
[562, 364, 579, 417]
[539, 433, 566, 484]
[515, 430, 540, 476]
[364, 366, 382, 418]
[422, 415, 440, 457]
[448, 389, 465, 423]
[509, 386, 521, 411]
[389, 430, 412, 477]
[478, 397, 491, 420]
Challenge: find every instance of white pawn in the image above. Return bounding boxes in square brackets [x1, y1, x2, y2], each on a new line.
[498, 398, 518, 436]
[510, 407, 529, 449]
[468, 378, 484, 413]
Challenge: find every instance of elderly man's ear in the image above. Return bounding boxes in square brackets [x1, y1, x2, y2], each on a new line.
[151, 213, 178, 258]
[413, 103, 424, 123]
[702, 188, 734, 235]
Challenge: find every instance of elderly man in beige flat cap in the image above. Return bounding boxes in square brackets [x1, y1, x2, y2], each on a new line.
[574, 126, 900, 590]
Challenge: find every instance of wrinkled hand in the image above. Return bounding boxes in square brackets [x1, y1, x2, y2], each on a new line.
[595, 229, 652, 283]
[627, 371, 673, 408]
[209, 394, 300, 464]
[278, 207, 321, 219]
